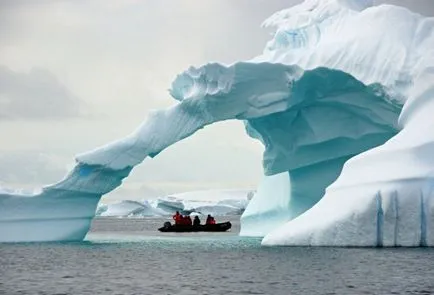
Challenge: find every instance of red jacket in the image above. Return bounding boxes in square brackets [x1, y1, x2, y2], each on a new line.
[173, 213, 181, 224]
[206, 217, 216, 225]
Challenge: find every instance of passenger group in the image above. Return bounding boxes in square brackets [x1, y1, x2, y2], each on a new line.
[172, 211, 216, 226]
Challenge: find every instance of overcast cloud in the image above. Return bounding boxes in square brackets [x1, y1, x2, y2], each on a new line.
[0, 66, 82, 119]
[0, 0, 433, 201]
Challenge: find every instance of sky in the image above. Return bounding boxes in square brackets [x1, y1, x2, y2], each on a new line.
[1, 0, 433, 201]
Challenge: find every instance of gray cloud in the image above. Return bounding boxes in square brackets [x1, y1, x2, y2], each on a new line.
[0, 66, 82, 120]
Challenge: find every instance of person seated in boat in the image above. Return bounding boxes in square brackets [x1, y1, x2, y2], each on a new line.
[179, 215, 186, 225]
[206, 214, 216, 225]
[186, 215, 193, 226]
[193, 216, 201, 226]
[179, 215, 190, 226]
[172, 211, 181, 225]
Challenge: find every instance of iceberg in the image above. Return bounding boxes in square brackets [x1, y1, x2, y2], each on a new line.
[163, 189, 252, 216]
[96, 189, 253, 218]
[154, 197, 186, 214]
[153, 196, 247, 216]
[257, 0, 434, 246]
[170, 189, 252, 215]
[1, 0, 433, 246]
[98, 200, 166, 217]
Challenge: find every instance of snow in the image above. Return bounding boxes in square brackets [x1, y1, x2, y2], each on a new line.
[1, 0, 434, 245]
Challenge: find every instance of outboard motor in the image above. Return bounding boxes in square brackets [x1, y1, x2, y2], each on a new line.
[163, 221, 171, 228]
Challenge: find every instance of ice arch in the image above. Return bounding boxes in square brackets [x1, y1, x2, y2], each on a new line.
[2, 0, 434, 246]
[0, 63, 400, 242]
[240, 68, 400, 236]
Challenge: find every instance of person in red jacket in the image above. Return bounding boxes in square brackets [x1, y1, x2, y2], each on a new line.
[172, 211, 181, 225]
[206, 214, 216, 225]
[187, 215, 192, 226]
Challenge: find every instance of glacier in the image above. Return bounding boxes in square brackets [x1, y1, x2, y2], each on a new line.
[1, 0, 434, 246]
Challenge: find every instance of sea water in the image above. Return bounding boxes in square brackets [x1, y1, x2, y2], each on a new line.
[1, 216, 434, 295]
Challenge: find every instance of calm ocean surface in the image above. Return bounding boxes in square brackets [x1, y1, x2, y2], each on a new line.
[1, 216, 434, 295]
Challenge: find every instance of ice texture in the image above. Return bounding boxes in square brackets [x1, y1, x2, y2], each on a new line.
[257, 0, 434, 246]
[1, 0, 434, 246]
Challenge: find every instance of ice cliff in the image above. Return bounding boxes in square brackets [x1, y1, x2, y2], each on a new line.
[1, 0, 434, 246]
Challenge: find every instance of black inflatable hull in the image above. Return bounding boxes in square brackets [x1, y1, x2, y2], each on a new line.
[158, 222, 232, 232]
